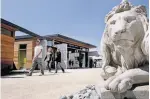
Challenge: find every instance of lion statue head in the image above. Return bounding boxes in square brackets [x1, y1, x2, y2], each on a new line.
[103, 1, 148, 47]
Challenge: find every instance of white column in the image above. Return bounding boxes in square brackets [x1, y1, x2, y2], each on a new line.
[41, 39, 47, 70]
[55, 43, 68, 69]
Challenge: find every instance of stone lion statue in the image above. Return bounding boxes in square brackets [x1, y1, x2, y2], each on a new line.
[100, 0, 149, 93]
[61, 1, 149, 99]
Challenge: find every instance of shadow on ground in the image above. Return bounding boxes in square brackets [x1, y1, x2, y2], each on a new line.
[1, 76, 25, 79]
[1, 70, 72, 78]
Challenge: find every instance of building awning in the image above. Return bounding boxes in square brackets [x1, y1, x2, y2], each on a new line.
[1, 19, 96, 49]
[88, 51, 100, 57]
[44, 34, 96, 49]
[1, 18, 42, 38]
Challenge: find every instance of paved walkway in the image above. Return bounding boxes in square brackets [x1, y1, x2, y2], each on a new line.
[1, 68, 104, 99]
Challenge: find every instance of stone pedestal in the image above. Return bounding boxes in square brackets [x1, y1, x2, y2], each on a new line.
[124, 85, 149, 99]
[97, 85, 149, 99]
[62, 85, 149, 99]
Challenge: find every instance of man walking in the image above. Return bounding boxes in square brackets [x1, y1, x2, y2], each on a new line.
[27, 39, 44, 76]
[55, 49, 65, 73]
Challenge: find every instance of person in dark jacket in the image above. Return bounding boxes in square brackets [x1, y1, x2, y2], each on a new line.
[55, 49, 65, 73]
[69, 60, 72, 68]
[44, 47, 53, 72]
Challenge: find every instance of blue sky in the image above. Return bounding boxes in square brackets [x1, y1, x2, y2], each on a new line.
[2, 0, 149, 48]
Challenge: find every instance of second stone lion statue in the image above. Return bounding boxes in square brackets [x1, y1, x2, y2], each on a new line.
[100, 0, 149, 93]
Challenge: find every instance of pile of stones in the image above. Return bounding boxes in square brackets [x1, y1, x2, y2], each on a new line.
[60, 85, 101, 99]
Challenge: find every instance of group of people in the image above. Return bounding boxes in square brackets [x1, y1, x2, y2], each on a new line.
[27, 39, 65, 76]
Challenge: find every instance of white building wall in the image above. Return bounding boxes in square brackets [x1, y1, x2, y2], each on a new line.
[68, 53, 79, 68]
[55, 43, 68, 69]
[41, 39, 47, 69]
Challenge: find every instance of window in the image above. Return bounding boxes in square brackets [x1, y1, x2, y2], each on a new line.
[11, 31, 14, 37]
[19, 44, 27, 50]
[1, 28, 14, 37]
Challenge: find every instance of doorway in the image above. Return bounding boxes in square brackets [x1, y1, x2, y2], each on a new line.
[19, 44, 27, 69]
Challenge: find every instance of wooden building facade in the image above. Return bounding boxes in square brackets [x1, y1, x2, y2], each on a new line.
[1, 18, 41, 72]
[14, 36, 38, 69]
[1, 23, 16, 70]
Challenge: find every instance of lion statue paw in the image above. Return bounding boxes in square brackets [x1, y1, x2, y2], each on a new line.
[105, 77, 133, 93]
